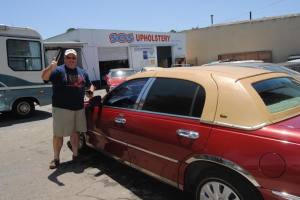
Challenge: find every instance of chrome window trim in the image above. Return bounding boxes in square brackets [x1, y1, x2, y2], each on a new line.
[137, 77, 156, 110]
[189, 86, 200, 116]
[272, 191, 300, 200]
[134, 77, 154, 110]
[214, 121, 267, 131]
[103, 105, 202, 121]
[185, 154, 261, 187]
[102, 105, 266, 130]
[89, 130, 179, 163]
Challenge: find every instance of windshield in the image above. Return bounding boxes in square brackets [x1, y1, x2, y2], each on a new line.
[110, 70, 135, 78]
[253, 77, 300, 113]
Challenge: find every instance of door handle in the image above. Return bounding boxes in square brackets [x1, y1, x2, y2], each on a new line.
[177, 129, 199, 139]
[114, 116, 126, 124]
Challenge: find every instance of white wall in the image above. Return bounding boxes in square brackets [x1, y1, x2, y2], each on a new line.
[45, 29, 186, 81]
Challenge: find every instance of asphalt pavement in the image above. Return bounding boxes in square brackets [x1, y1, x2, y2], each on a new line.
[0, 90, 185, 200]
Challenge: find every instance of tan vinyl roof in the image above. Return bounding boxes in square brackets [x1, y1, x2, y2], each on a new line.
[128, 65, 300, 130]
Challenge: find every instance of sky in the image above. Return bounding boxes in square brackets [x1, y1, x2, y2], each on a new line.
[1, 0, 300, 39]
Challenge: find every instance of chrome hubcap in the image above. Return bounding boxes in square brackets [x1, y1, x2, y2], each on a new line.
[199, 181, 240, 200]
[17, 102, 30, 114]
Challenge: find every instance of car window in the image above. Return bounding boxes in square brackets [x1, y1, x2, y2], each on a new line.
[142, 78, 205, 117]
[104, 78, 148, 109]
[253, 77, 300, 113]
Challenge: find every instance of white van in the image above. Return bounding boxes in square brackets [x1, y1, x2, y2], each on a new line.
[0, 25, 52, 118]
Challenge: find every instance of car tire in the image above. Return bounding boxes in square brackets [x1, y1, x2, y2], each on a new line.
[12, 99, 35, 118]
[194, 169, 262, 200]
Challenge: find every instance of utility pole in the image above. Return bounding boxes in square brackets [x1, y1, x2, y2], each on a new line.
[211, 14, 214, 25]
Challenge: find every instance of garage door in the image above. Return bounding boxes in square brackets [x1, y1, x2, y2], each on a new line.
[98, 47, 128, 61]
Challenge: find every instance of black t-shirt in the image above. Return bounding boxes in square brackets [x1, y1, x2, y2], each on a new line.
[49, 65, 91, 110]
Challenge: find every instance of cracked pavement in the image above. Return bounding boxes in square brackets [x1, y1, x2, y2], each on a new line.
[0, 101, 185, 200]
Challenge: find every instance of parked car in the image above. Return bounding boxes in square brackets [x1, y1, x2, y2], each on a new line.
[281, 60, 300, 73]
[204, 61, 300, 80]
[140, 66, 163, 72]
[105, 68, 136, 92]
[85, 64, 300, 200]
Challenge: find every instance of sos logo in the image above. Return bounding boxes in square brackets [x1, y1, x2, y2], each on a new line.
[109, 33, 135, 43]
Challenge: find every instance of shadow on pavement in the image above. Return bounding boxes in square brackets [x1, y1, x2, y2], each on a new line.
[0, 110, 52, 128]
[48, 147, 186, 200]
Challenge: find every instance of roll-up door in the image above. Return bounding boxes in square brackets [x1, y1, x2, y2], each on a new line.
[98, 47, 128, 61]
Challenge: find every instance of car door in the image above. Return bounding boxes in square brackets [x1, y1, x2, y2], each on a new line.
[123, 78, 213, 186]
[86, 78, 149, 162]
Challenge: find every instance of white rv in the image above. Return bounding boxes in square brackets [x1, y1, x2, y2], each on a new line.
[0, 25, 52, 118]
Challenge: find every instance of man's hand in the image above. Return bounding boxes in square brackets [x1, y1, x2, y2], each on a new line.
[41, 57, 58, 81]
[49, 58, 58, 70]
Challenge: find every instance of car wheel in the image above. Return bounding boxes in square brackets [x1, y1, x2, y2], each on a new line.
[12, 99, 35, 118]
[194, 170, 262, 200]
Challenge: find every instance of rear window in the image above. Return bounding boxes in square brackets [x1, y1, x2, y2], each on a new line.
[110, 70, 135, 78]
[253, 77, 300, 113]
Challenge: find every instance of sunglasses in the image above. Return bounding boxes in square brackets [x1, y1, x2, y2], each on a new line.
[66, 56, 77, 60]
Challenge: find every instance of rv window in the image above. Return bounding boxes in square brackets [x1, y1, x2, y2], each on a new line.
[7, 39, 42, 71]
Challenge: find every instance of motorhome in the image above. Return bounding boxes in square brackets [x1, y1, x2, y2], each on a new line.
[0, 25, 52, 118]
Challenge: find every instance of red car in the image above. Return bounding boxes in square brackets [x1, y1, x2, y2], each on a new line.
[85, 64, 300, 200]
[105, 68, 136, 92]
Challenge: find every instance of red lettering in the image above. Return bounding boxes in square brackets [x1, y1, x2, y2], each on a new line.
[166, 35, 170, 42]
[135, 34, 171, 42]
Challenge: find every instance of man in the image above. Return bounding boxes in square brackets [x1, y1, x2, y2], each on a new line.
[41, 49, 94, 169]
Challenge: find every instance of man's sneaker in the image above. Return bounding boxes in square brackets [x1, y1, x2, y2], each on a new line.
[49, 159, 60, 169]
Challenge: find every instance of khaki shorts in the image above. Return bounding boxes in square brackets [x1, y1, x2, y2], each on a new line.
[52, 107, 87, 137]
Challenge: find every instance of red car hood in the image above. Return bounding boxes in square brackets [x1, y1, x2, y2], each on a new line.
[262, 115, 300, 144]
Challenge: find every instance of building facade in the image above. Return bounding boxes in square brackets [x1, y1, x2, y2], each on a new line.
[45, 29, 186, 85]
[185, 14, 300, 65]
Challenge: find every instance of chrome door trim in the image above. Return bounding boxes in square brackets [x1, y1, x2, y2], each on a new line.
[86, 131, 181, 190]
[272, 191, 300, 200]
[185, 154, 261, 187]
[89, 130, 179, 163]
[129, 162, 178, 188]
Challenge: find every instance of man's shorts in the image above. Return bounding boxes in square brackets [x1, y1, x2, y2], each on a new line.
[52, 107, 87, 137]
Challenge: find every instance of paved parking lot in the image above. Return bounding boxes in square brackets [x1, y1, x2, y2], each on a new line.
[0, 94, 185, 200]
